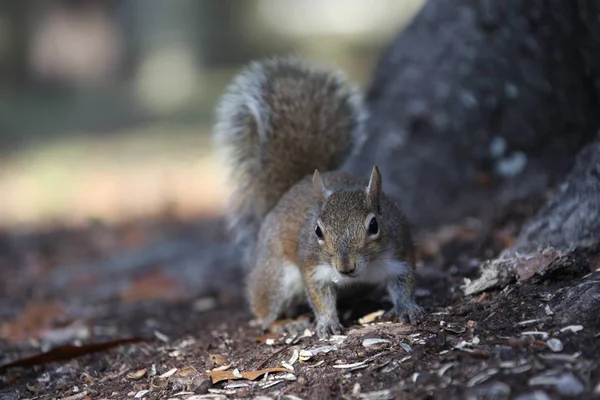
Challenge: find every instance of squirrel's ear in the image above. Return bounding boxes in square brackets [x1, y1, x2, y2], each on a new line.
[367, 165, 382, 213]
[313, 169, 328, 206]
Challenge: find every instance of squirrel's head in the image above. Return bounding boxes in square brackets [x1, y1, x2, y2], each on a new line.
[312, 166, 384, 277]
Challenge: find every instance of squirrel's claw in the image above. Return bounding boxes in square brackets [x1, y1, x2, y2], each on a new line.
[385, 303, 425, 325]
[403, 303, 425, 325]
[316, 318, 345, 339]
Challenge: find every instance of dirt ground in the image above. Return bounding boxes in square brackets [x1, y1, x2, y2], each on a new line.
[1, 205, 599, 400]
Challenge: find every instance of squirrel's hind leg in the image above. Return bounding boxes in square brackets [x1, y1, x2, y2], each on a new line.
[246, 259, 305, 330]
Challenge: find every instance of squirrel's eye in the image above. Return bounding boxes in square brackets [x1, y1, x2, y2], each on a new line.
[368, 217, 379, 235]
[315, 225, 324, 240]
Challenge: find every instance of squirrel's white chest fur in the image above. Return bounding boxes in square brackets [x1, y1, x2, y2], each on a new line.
[280, 254, 409, 298]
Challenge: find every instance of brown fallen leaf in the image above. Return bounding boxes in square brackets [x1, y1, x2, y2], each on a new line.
[0, 337, 147, 371]
[208, 367, 289, 384]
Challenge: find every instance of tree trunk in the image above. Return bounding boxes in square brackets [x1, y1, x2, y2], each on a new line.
[347, 0, 600, 234]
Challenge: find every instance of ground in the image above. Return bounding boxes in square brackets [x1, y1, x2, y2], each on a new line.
[0, 205, 599, 400]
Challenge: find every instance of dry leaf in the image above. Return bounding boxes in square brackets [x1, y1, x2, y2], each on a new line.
[208, 367, 289, 384]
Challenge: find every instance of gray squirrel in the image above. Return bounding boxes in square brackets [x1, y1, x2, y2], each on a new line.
[213, 56, 424, 338]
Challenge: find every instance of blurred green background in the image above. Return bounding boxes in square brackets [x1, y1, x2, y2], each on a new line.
[0, 0, 424, 230]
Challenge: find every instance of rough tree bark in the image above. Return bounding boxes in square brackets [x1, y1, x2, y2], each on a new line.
[346, 0, 600, 324]
[346, 0, 600, 233]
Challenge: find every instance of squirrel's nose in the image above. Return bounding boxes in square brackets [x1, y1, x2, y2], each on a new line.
[337, 261, 357, 276]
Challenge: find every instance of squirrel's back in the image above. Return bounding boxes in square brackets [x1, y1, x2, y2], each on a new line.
[214, 56, 366, 266]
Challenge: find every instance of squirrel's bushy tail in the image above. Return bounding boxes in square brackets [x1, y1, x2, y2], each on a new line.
[213, 56, 366, 267]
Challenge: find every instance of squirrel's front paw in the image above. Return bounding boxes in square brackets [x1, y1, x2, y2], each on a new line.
[315, 317, 345, 339]
[387, 302, 425, 325]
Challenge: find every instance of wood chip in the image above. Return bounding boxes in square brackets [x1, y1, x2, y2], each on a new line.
[521, 331, 549, 340]
[362, 338, 391, 348]
[153, 330, 170, 343]
[259, 379, 285, 389]
[211, 363, 232, 372]
[298, 345, 336, 361]
[288, 349, 299, 365]
[281, 362, 294, 371]
[332, 362, 368, 369]
[280, 373, 297, 381]
[358, 389, 393, 400]
[359, 310, 385, 325]
[560, 325, 583, 334]
[159, 368, 178, 378]
[208, 388, 237, 395]
[126, 368, 147, 380]
[517, 319, 542, 326]
[399, 342, 412, 352]
[539, 352, 581, 362]
[546, 338, 563, 352]
[466, 368, 499, 387]
[285, 335, 300, 345]
[134, 389, 150, 398]
[438, 362, 458, 377]
[223, 382, 250, 389]
[208, 367, 289, 384]
[307, 360, 325, 368]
